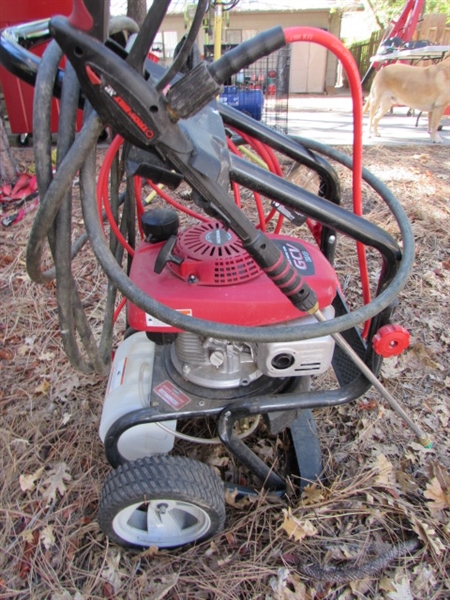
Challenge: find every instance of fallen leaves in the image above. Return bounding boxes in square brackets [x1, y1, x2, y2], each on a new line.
[19, 467, 44, 493]
[424, 477, 450, 514]
[280, 508, 318, 542]
[300, 483, 324, 506]
[411, 518, 446, 556]
[373, 453, 396, 487]
[40, 525, 56, 550]
[388, 578, 414, 600]
[2, 144, 450, 598]
[20, 462, 72, 506]
[384, 576, 414, 600]
[34, 379, 50, 395]
[41, 462, 72, 505]
[101, 552, 126, 593]
[269, 567, 309, 600]
[224, 487, 258, 509]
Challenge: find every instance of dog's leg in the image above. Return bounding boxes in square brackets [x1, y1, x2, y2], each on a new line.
[429, 107, 446, 143]
[372, 94, 394, 137]
[363, 97, 374, 135]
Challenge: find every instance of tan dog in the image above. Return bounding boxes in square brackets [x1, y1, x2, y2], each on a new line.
[363, 55, 450, 142]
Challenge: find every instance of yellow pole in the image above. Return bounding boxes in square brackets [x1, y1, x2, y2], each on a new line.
[213, 0, 223, 60]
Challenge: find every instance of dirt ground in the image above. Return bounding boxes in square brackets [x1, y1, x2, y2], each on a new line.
[1, 142, 449, 600]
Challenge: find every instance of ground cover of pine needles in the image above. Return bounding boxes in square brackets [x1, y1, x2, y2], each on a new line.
[0, 144, 449, 599]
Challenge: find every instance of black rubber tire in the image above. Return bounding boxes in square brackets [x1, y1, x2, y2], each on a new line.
[98, 455, 226, 548]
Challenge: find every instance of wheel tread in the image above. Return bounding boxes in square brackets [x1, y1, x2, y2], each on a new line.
[98, 455, 226, 548]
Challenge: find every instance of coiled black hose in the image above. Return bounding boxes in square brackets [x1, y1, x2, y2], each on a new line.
[29, 41, 114, 374]
[26, 18, 415, 373]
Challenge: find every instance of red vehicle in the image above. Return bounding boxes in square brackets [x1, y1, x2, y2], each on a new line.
[0, 1, 79, 143]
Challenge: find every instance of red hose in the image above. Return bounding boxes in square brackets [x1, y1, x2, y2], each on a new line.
[227, 133, 267, 230]
[113, 296, 127, 323]
[134, 176, 145, 239]
[97, 134, 135, 257]
[146, 181, 209, 223]
[284, 28, 371, 335]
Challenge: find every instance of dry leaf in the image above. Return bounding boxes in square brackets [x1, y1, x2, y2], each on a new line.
[61, 412, 72, 426]
[53, 374, 80, 401]
[280, 508, 318, 541]
[424, 477, 450, 514]
[41, 525, 56, 550]
[207, 455, 230, 468]
[19, 467, 44, 492]
[396, 470, 418, 495]
[411, 564, 437, 595]
[387, 577, 413, 600]
[41, 462, 72, 505]
[379, 576, 396, 593]
[204, 540, 219, 557]
[101, 551, 125, 592]
[254, 439, 275, 460]
[373, 453, 395, 486]
[224, 487, 257, 509]
[269, 567, 308, 600]
[134, 545, 159, 560]
[20, 529, 36, 544]
[428, 460, 450, 492]
[34, 380, 50, 395]
[17, 344, 31, 357]
[300, 483, 324, 506]
[350, 578, 372, 596]
[144, 573, 179, 600]
[411, 518, 446, 555]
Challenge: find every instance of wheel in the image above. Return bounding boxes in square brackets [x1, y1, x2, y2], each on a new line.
[98, 455, 226, 548]
[17, 133, 30, 146]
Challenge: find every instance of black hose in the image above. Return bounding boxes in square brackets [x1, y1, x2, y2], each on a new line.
[126, 0, 172, 73]
[21, 8, 415, 368]
[29, 40, 110, 374]
[155, 0, 208, 91]
[80, 135, 414, 344]
[27, 110, 103, 283]
[53, 61, 90, 372]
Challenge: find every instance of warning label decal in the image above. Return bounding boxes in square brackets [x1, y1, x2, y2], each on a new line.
[154, 380, 191, 410]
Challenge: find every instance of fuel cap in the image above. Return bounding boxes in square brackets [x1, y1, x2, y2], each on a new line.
[372, 324, 410, 357]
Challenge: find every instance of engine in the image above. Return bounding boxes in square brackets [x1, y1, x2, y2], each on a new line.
[100, 216, 339, 459]
[127, 217, 338, 391]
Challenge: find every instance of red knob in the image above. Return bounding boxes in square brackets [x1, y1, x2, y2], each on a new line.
[372, 324, 410, 357]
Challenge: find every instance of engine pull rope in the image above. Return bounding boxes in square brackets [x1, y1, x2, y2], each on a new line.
[282, 28, 430, 447]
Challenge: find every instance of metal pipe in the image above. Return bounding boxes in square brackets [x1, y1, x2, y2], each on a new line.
[214, 0, 223, 61]
[314, 309, 432, 447]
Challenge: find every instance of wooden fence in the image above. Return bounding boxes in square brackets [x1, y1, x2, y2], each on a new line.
[348, 30, 384, 89]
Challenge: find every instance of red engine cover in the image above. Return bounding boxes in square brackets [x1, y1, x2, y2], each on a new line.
[128, 222, 338, 332]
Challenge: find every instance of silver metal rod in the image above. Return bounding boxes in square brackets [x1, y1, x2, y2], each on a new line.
[315, 309, 432, 447]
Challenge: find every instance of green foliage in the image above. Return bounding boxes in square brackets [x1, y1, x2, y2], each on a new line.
[370, 0, 450, 28]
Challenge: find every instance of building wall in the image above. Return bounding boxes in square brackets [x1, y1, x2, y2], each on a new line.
[161, 10, 341, 93]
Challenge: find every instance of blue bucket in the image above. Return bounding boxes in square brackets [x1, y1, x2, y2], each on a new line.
[219, 86, 264, 121]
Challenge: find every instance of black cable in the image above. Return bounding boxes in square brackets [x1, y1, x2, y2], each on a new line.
[126, 0, 172, 73]
[54, 60, 91, 372]
[211, 0, 240, 10]
[155, 0, 208, 91]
